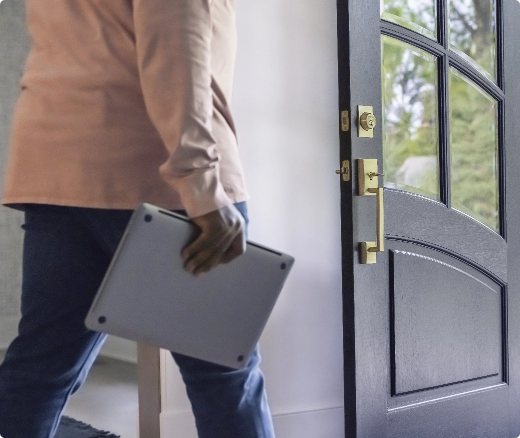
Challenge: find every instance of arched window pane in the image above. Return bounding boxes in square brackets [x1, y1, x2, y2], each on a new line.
[449, 0, 497, 80]
[381, 0, 436, 39]
[382, 36, 440, 200]
[449, 68, 499, 231]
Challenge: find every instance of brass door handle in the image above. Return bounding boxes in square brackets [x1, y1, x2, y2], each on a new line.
[358, 158, 384, 264]
[361, 187, 384, 264]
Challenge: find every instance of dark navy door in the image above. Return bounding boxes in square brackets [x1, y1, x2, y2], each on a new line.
[337, 0, 520, 435]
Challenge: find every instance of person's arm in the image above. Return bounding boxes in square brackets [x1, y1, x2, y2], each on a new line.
[133, 0, 245, 275]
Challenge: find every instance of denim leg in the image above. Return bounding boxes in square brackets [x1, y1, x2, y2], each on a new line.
[0, 202, 273, 438]
[0, 205, 130, 438]
[172, 347, 275, 438]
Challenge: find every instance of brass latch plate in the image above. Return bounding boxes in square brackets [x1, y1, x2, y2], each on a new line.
[336, 160, 350, 182]
[341, 110, 350, 132]
[358, 158, 378, 195]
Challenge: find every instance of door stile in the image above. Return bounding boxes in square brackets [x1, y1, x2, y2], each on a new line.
[337, 0, 388, 436]
[504, 1, 520, 434]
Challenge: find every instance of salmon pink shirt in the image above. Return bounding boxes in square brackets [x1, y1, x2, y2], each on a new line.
[2, 0, 248, 218]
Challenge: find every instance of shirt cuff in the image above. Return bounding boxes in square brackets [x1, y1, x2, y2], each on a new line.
[163, 166, 232, 218]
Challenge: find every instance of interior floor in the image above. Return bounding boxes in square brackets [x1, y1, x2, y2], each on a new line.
[0, 351, 139, 438]
[63, 356, 139, 438]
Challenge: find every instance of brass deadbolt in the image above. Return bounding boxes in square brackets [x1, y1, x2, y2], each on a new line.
[360, 112, 376, 131]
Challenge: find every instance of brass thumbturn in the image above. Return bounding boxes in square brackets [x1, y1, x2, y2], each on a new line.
[335, 160, 350, 182]
[368, 171, 384, 180]
[360, 112, 376, 131]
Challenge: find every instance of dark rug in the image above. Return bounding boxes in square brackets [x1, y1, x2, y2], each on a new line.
[55, 416, 120, 438]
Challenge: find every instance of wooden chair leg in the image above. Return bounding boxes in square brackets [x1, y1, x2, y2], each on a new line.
[137, 343, 161, 438]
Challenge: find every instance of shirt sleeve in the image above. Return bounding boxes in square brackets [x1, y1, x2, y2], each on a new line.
[133, 0, 232, 218]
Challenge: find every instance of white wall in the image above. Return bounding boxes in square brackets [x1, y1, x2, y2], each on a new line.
[0, 0, 28, 351]
[159, 1, 344, 437]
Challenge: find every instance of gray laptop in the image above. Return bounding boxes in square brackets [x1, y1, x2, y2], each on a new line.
[85, 203, 294, 369]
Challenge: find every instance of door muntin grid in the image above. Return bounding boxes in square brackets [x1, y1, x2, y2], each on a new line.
[381, 0, 504, 236]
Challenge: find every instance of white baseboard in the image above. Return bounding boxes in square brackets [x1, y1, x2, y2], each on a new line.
[161, 410, 197, 438]
[0, 316, 19, 350]
[160, 406, 344, 438]
[273, 407, 344, 438]
[99, 335, 137, 363]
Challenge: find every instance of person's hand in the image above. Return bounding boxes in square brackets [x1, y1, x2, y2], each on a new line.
[181, 204, 246, 276]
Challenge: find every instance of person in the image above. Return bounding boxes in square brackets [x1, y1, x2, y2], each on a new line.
[0, 1, 275, 437]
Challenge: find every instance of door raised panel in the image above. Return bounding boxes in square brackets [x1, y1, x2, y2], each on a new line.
[390, 249, 502, 395]
[385, 240, 506, 412]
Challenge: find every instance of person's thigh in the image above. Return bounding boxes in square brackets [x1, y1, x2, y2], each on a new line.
[0, 204, 132, 438]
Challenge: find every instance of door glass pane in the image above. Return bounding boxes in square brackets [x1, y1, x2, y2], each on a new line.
[449, 67, 499, 231]
[382, 36, 439, 200]
[381, 0, 436, 39]
[449, 0, 497, 80]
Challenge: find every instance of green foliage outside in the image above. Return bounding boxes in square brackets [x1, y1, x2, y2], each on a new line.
[382, 37, 439, 200]
[382, 0, 436, 37]
[449, 70, 498, 231]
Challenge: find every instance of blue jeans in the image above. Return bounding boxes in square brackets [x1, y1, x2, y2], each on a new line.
[0, 203, 275, 438]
